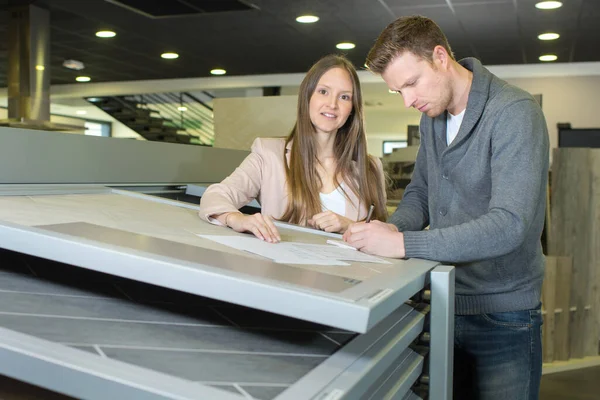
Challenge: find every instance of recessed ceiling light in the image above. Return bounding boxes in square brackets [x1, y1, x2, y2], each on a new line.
[96, 30, 116, 38]
[63, 59, 85, 70]
[76, 76, 91, 82]
[538, 32, 560, 40]
[87, 97, 102, 102]
[76, 110, 87, 115]
[177, 106, 188, 111]
[161, 52, 179, 59]
[336, 42, 356, 50]
[535, 1, 562, 10]
[296, 15, 319, 23]
[539, 54, 558, 62]
[35, 65, 45, 71]
[210, 68, 226, 75]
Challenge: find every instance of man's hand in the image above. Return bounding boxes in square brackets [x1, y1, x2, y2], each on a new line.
[308, 211, 353, 233]
[343, 220, 405, 258]
[224, 213, 281, 243]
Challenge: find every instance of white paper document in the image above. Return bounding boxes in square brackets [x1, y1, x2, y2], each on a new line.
[326, 239, 357, 250]
[273, 220, 343, 239]
[198, 235, 391, 266]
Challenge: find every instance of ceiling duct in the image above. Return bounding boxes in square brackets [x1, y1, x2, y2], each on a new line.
[104, 0, 258, 19]
[0, 3, 81, 132]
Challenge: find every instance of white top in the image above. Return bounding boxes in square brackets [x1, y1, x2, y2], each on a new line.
[446, 109, 466, 146]
[320, 186, 346, 215]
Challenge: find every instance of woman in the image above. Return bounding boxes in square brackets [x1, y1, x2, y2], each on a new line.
[199, 54, 387, 242]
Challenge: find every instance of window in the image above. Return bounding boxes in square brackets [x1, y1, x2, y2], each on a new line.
[382, 140, 407, 155]
[84, 121, 111, 137]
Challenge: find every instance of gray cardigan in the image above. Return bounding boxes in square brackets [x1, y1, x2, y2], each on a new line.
[390, 58, 549, 315]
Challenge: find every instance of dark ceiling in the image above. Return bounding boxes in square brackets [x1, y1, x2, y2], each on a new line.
[0, 0, 598, 87]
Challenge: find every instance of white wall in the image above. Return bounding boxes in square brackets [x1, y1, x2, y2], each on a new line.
[213, 92, 421, 158]
[364, 108, 421, 157]
[213, 96, 297, 150]
[362, 75, 600, 160]
[505, 75, 600, 155]
[214, 74, 600, 162]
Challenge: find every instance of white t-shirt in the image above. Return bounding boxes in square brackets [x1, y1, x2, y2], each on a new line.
[446, 109, 466, 146]
[319, 186, 346, 215]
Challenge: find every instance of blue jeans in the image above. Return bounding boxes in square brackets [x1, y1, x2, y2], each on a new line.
[453, 304, 543, 400]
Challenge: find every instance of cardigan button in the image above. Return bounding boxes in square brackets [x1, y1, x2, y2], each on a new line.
[439, 208, 447, 216]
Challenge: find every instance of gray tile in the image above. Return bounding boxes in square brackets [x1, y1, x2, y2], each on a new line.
[0, 264, 236, 325]
[1, 251, 126, 298]
[67, 345, 102, 355]
[0, 291, 226, 325]
[114, 280, 232, 307]
[0, 249, 36, 275]
[101, 348, 324, 384]
[212, 305, 332, 331]
[0, 271, 121, 299]
[206, 384, 242, 395]
[0, 316, 339, 355]
[322, 332, 356, 347]
[22, 257, 130, 295]
[241, 385, 289, 400]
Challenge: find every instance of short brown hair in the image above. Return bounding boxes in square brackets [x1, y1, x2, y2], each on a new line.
[366, 15, 454, 74]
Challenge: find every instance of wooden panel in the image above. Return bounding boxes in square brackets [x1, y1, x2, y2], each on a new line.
[542, 257, 557, 363]
[549, 148, 600, 359]
[542, 256, 573, 363]
[590, 153, 600, 357]
[553, 257, 573, 361]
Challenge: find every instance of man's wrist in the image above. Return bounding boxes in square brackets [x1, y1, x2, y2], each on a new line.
[396, 231, 406, 258]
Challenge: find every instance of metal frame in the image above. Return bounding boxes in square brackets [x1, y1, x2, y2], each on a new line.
[284, 307, 425, 399]
[278, 304, 419, 399]
[366, 349, 424, 399]
[429, 265, 455, 399]
[0, 215, 436, 333]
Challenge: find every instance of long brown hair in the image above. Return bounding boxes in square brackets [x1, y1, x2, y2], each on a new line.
[281, 54, 387, 225]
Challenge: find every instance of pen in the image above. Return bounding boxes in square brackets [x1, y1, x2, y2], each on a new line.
[365, 203, 375, 223]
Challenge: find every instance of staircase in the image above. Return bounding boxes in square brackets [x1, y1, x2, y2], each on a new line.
[86, 92, 214, 146]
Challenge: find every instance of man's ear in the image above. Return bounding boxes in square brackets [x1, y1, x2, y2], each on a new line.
[432, 45, 450, 70]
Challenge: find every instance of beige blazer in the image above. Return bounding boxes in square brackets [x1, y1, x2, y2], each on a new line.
[199, 137, 385, 225]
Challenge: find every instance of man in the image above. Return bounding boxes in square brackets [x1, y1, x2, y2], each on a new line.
[344, 16, 548, 400]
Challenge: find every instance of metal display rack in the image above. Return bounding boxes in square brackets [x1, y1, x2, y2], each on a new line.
[0, 127, 454, 399]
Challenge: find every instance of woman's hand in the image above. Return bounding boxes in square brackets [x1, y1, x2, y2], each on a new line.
[222, 212, 281, 243]
[308, 211, 353, 233]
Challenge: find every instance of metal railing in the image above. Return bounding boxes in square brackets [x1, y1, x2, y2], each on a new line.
[129, 91, 215, 145]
